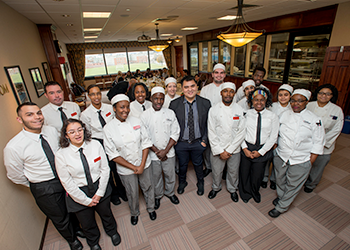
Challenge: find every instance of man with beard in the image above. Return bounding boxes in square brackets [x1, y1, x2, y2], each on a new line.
[4, 102, 83, 250]
[207, 82, 246, 202]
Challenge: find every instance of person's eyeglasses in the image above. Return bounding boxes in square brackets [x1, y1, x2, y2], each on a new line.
[290, 99, 307, 104]
[318, 92, 332, 96]
[67, 127, 84, 135]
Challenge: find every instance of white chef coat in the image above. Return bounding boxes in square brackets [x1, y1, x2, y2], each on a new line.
[55, 140, 110, 206]
[237, 98, 251, 111]
[307, 101, 344, 154]
[208, 102, 246, 155]
[129, 100, 152, 118]
[164, 93, 180, 108]
[242, 108, 279, 156]
[200, 82, 222, 106]
[4, 126, 59, 187]
[80, 103, 114, 140]
[276, 109, 325, 165]
[103, 116, 152, 175]
[269, 102, 292, 118]
[42, 101, 81, 132]
[233, 83, 269, 103]
[140, 107, 180, 161]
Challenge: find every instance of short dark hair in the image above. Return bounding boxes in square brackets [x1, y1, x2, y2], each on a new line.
[253, 67, 266, 77]
[247, 87, 273, 109]
[311, 84, 338, 103]
[132, 82, 149, 101]
[87, 84, 101, 94]
[44, 81, 62, 93]
[181, 76, 196, 86]
[16, 102, 38, 115]
[59, 118, 91, 148]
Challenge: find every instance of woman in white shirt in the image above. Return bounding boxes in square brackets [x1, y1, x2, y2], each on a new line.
[304, 84, 344, 193]
[163, 77, 180, 108]
[129, 82, 152, 117]
[56, 119, 120, 250]
[103, 94, 156, 226]
[238, 87, 279, 204]
[237, 80, 255, 111]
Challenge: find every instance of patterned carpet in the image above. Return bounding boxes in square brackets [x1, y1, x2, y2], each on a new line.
[43, 133, 350, 250]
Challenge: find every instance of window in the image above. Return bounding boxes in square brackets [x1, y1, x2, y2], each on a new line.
[128, 50, 149, 72]
[233, 45, 246, 77]
[190, 43, 199, 75]
[267, 33, 289, 82]
[220, 42, 231, 73]
[104, 48, 128, 74]
[85, 52, 107, 77]
[211, 40, 219, 66]
[201, 42, 208, 72]
[149, 50, 167, 70]
[248, 35, 265, 76]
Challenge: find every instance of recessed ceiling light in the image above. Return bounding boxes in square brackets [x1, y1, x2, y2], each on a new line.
[84, 36, 98, 39]
[66, 23, 73, 26]
[181, 27, 198, 31]
[217, 15, 237, 20]
[161, 33, 173, 36]
[83, 28, 102, 32]
[62, 14, 70, 18]
[83, 12, 111, 18]
[126, 8, 130, 12]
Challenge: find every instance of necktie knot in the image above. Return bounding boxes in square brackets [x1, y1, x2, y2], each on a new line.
[58, 107, 68, 122]
[142, 104, 146, 111]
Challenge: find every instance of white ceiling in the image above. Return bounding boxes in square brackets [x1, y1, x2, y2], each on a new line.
[2, 0, 349, 44]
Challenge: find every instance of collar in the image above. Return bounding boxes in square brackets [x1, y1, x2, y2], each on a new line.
[22, 128, 42, 142]
[254, 108, 266, 115]
[90, 103, 103, 112]
[183, 96, 197, 104]
[49, 102, 65, 111]
[70, 141, 87, 153]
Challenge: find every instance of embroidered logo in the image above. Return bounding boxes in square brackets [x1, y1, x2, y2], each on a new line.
[106, 112, 111, 117]
[316, 120, 322, 126]
[71, 112, 77, 117]
[94, 156, 101, 162]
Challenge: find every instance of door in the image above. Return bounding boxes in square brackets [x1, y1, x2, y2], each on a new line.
[174, 45, 183, 75]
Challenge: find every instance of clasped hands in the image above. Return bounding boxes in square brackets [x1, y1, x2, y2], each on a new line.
[243, 148, 261, 159]
[88, 194, 101, 207]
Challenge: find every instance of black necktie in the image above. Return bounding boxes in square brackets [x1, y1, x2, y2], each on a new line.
[40, 135, 58, 178]
[58, 107, 68, 123]
[188, 102, 195, 142]
[97, 110, 106, 128]
[142, 104, 146, 111]
[79, 148, 94, 196]
[255, 112, 261, 146]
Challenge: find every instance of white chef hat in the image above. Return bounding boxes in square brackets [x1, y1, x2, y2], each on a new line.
[165, 77, 177, 86]
[221, 82, 236, 92]
[242, 80, 255, 89]
[213, 63, 226, 72]
[151, 86, 165, 96]
[292, 89, 311, 100]
[111, 94, 129, 106]
[278, 84, 293, 94]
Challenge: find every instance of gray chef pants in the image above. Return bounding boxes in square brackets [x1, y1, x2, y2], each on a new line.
[151, 157, 176, 199]
[305, 154, 331, 190]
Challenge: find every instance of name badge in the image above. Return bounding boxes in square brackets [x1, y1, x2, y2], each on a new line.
[233, 116, 239, 120]
[106, 112, 111, 117]
[94, 156, 101, 163]
[133, 125, 141, 130]
[71, 112, 77, 117]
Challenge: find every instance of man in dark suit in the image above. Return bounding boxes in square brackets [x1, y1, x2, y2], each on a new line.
[169, 76, 211, 196]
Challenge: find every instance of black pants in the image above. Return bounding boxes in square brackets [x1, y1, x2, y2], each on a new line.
[75, 195, 117, 246]
[175, 140, 206, 184]
[109, 160, 127, 200]
[30, 179, 75, 243]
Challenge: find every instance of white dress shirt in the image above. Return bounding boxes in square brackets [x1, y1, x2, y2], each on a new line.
[140, 107, 180, 161]
[200, 83, 222, 106]
[269, 102, 292, 118]
[129, 100, 152, 118]
[237, 98, 250, 111]
[276, 109, 325, 165]
[307, 101, 344, 154]
[42, 101, 81, 132]
[4, 126, 59, 187]
[103, 116, 152, 175]
[208, 102, 246, 155]
[233, 84, 269, 103]
[55, 140, 110, 206]
[80, 103, 114, 139]
[164, 93, 180, 108]
[242, 108, 279, 156]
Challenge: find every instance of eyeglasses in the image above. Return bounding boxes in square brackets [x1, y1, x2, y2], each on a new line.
[318, 92, 332, 96]
[290, 99, 307, 104]
[67, 127, 84, 135]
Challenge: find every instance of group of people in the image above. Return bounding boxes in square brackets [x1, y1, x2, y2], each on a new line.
[4, 63, 344, 249]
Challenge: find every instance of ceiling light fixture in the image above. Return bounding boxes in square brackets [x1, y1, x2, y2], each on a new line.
[217, 0, 264, 47]
[84, 36, 98, 39]
[181, 27, 198, 31]
[217, 15, 237, 20]
[83, 12, 111, 18]
[62, 14, 70, 18]
[66, 23, 73, 26]
[84, 28, 102, 32]
[174, 36, 181, 43]
[148, 23, 169, 52]
[161, 33, 173, 36]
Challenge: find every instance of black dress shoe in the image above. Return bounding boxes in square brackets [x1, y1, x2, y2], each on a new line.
[197, 182, 204, 196]
[261, 181, 268, 188]
[208, 189, 221, 199]
[270, 181, 276, 190]
[90, 244, 102, 250]
[149, 211, 157, 220]
[131, 216, 138, 225]
[167, 195, 180, 204]
[304, 187, 314, 193]
[272, 197, 279, 206]
[155, 198, 161, 210]
[230, 192, 239, 202]
[69, 239, 83, 250]
[75, 230, 86, 238]
[111, 197, 121, 206]
[120, 193, 128, 202]
[203, 168, 212, 177]
[111, 232, 121, 246]
[268, 208, 281, 218]
[253, 195, 261, 203]
[177, 181, 188, 194]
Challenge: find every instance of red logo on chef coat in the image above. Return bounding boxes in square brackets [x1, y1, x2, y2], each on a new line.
[106, 112, 111, 117]
[233, 116, 239, 120]
[94, 156, 101, 162]
[71, 112, 77, 117]
[133, 125, 141, 130]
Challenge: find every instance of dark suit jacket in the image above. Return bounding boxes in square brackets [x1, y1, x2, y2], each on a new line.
[169, 95, 211, 144]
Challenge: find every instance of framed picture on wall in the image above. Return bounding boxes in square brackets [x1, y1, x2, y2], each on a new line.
[4, 66, 31, 105]
[29, 67, 45, 97]
[42, 62, 53, 82]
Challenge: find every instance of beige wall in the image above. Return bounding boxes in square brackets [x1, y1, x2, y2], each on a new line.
[329, 1, 350, 46]
[0, 1, 50, 249]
